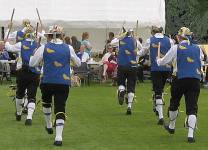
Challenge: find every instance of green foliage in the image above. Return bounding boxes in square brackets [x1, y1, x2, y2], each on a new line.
[165, 0, 208, 43]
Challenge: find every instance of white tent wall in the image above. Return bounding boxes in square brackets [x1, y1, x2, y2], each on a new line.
[0, 0, 165, 52]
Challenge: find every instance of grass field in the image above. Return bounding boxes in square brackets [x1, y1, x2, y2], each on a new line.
[0, 80, 208, 150]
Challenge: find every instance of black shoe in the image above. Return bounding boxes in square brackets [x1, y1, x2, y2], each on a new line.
[157, 118, 164, 125]
[45, 127, 53, 134]
[54, 141, 62, 146]
[118, 90, 125, 105]
[188, 137, 195, 143]
[153, 108, 159, 116]
[25, 119, 32, 126]
[164, 124, 175, 134]
[126, 107, 132, 115]
[15, 113, 21, 121]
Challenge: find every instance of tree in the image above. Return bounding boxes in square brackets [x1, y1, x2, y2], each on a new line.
[165, 0, 208, 43]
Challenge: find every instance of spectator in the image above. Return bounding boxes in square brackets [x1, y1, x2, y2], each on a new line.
[0, 49, 11, 80]
[71, 36, 81, 53]
[64, 36, 71, 45]
[81, 32, 92, 56]
[0, 50, 10, 60]
[101, 44, 117, 84]
[76, 44, 90, 63]
[103, 32, 115, 55]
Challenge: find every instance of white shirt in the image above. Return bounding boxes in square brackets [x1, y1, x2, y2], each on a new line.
[101, 52, 112, 63]
[111, 36, 142, 50]
[137, 33, 174, 57]
[157, 41, 204, 75]
[77, 52, 90, 62]
[5, 28, 46, 40]
[29, 39, 81, 68]
[5, 39, 34, 70]
[4, 28, 26, 40]
[111, 38, 119, 47]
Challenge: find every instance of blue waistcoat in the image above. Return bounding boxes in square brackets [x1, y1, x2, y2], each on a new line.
[150, 36, 171, 71]
[177, 42, 201, 80]
[41, 42, 71, 85]
[21, 40, 40, 74]
[118, 36, 137, 67]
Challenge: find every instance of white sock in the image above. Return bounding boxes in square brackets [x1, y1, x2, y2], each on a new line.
[127, 92, 134, 108]
[188, 115, 196, 138]
[156, 99, 163, 119]
[23, 98, 28, 108]
[43, 107, 52, 128]
[118, 85, 125, 92]
[27, 102, 35, 120]
[16, 98, 24, 115]
[169, 110, 178, 129]
[55, 119, 65, 141]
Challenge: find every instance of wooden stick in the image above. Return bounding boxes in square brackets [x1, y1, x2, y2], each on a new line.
[200, 45, 207, 57]
[118, 20, 126, 35]
[36, 8, 43, 30]
[135, 20, 138, 38]
[5, 8, 15, 41]
[157, 42, 161, 58]
[35, 22, 39, 38]
[105, 23, 108, 52]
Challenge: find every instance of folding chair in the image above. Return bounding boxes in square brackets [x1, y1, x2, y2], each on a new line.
[73, 62, 91, 86]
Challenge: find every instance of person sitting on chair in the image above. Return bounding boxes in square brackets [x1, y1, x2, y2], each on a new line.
[77, 44, 90, 63]
[101, 44, 117, 83]
[0, 41, 11, 80]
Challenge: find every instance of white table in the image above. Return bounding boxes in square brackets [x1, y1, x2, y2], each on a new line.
[87, 61, 102, 66]
[0, 60, 16, 64]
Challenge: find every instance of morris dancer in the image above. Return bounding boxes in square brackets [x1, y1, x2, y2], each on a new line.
[30, 25, 81, 146]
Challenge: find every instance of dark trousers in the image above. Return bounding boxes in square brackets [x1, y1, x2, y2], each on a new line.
[151, 71, 171, 97]
[117, 66, 137, 93]
[40, 83, 69, 120]
[16, 69, 40, 103]
[169, 78, 200, 115]
[137, 66, 144, 82]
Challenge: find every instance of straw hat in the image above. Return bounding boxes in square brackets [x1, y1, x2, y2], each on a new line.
[45, 25, 64, 35]
[178, 27, 193, 38]
[24, 25, 35, 39]
[22, 19, 31, 27]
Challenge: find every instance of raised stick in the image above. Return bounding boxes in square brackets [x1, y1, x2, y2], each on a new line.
[36, 8, 43, 30]
[157, 42, 161, 58]
[135, 20, 138, 38]
[5, 8, 15, 41]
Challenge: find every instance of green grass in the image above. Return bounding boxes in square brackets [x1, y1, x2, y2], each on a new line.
[0, 80, 208, 150]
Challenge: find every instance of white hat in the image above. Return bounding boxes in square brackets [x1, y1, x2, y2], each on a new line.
[128, 28, 134, 32]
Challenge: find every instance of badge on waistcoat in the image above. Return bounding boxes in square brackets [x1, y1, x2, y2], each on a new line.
[187, 57, 194, 63]
[46, 48, 55, 53]
[22, 45, 30, 50]
[54, 61, 63, 67]
[179, 45, 187, 50]
[63, 74, 70, 80]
